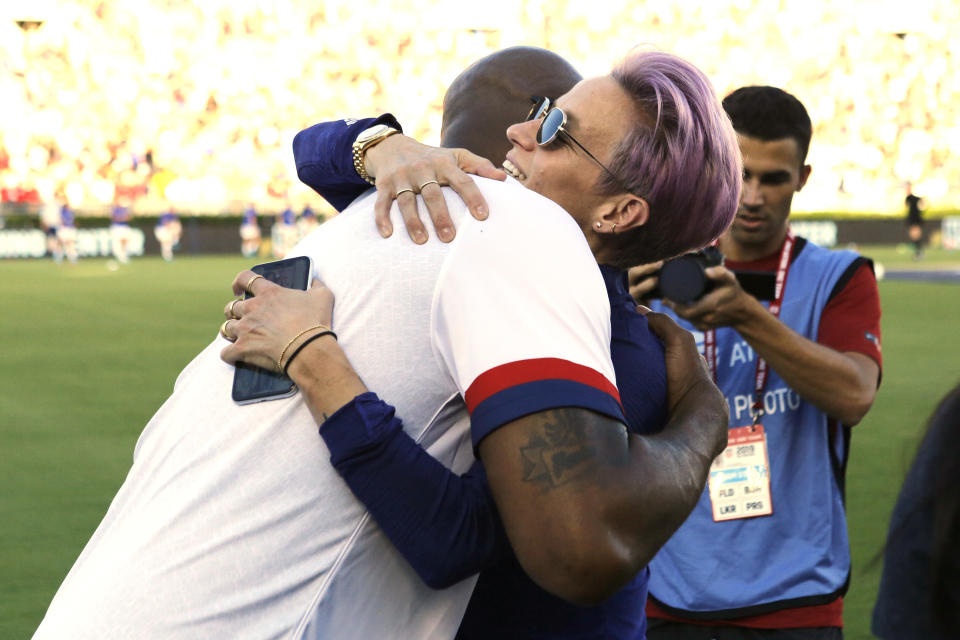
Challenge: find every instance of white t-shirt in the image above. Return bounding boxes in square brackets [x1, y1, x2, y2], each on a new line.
[34, 177, 622, 639]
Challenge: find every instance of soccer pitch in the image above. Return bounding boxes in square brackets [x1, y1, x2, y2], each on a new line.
[2, 252, 958, 639]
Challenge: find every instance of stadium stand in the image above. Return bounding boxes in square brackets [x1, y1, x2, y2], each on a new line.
[0, 0, 957, 219]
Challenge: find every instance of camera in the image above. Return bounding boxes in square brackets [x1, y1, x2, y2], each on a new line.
[648, 246, 724, 303]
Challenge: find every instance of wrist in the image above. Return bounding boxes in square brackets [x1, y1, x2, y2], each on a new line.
[353, 125, 399, 184]
[287, 335, 368, 416]
[730, 293, 772, 338]
[363, 133, 402, 181]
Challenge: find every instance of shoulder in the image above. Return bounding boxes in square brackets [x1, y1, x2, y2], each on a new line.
[452, 177, 588, 253]
[795, 238, 861, 272]
[473, 176, 575, 224]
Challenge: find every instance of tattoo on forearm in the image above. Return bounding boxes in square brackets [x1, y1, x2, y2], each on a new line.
[519, 410, 599, 490]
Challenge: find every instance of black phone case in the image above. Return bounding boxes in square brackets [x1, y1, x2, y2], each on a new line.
[231, 256, 313, 404]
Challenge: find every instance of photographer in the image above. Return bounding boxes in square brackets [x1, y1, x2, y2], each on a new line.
[631, 86, 883, 638]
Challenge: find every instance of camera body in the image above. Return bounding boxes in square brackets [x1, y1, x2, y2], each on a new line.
[654, 246, 724, 303]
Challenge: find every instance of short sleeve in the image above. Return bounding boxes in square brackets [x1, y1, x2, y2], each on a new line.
[431, 183, 625, 448]
[817, 262, 882, 372]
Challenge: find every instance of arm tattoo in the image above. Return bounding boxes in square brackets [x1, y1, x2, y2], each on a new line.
[519, 409, 601, 490]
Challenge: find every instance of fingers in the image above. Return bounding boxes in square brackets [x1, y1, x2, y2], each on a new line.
[704, 265, 737, 286]
[456, 148, 506, 182]
[467, 160, 507, 182]
[627, 261, 663, 303]
[219, 318, 237, 342]
[395, 189, 428, 244]
[223, 298, 243, 320]
[230, 270, 275, 298]
[628, 261, 663, 284]
[373, 188, 395, 238]
[444, 171, 488, 223]
[643, 310, 687, 348]
[368, 143, 498, 244]
[418, 180, 454, 242]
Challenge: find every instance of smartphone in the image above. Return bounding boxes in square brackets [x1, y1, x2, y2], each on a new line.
[231, 255, 314, 405]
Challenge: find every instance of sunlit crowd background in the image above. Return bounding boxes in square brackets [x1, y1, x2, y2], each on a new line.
[1, 0, 957, 219]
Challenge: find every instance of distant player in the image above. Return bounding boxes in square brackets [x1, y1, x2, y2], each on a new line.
[272, 205, 299, 258]
[57, 202, 78, 264]
[110, 200, 133, 264]
[39, 195, 63, 263]
[297, 205, 320, 240]
[904, 181, 925, 259]
[154, 209, 182, 262]
[239, 205, 261, 257]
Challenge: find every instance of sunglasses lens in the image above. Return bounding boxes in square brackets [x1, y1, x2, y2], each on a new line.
[536, 107, 564, 145]
[526, 96, 550, 122]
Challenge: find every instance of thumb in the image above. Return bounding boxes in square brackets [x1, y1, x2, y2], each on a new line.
[457, 150, 507, 181]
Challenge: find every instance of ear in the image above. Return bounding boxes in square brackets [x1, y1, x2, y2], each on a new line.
[601, 195, 649, 232]
[797, 164, 812, 192]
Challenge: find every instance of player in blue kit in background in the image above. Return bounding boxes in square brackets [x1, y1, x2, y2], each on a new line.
[273, 203, 299, 258]
[239, 204, 261, 257]
[154, 209, 182, 262]
[57, 199, 78, 264]
[242, 47, 734, 639]
[110, 198, 133, 264]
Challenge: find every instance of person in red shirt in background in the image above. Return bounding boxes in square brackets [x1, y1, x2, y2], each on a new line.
[631, 85, 882, 640]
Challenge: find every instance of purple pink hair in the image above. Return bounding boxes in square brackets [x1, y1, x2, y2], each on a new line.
[601, 49, 742, 265]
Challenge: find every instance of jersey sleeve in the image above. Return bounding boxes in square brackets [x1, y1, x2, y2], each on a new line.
[817, 261, 882, 371]
[432, 187, 624, 448]
[292, 114, 403, 211]
[319, 392, 508, 589]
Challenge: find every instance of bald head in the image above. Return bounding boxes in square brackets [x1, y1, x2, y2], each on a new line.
[440, 47, 581, 162]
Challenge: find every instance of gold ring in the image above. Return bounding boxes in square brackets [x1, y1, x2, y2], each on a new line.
[395, 188, 415, 198]
[418, 179, 440, 190]
[219, 319, 233, 341]
[244, 273, 264, 294]
[229, 299, 242, 319]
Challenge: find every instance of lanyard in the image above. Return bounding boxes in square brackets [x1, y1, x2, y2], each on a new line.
[706, 230, 795, 424]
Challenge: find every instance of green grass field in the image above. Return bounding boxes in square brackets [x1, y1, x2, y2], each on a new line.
[2, 250, 958, 639]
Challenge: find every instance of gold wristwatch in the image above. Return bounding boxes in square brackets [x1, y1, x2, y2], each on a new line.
[352, 124, 399, 185]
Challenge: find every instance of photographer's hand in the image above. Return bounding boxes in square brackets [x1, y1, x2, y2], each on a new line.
[664, 266, 760, 331]
[666, 266, 879, 426]
[627, 261, 664, 304]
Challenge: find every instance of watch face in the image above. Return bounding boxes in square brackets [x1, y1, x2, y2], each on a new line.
[358, 124, 389, 143]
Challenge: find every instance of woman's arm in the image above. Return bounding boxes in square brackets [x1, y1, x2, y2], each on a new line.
[292, 115, 402, 212]
[320, 393, 508, 588]
[219, 274, 508, 588]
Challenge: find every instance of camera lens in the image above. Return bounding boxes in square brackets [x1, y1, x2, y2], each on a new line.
[659, 257, 710, 303]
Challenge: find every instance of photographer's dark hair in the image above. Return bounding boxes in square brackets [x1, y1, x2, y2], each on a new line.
[722, 86, 812, 164]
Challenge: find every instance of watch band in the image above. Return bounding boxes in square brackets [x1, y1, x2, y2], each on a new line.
[352, 126, 399, 185]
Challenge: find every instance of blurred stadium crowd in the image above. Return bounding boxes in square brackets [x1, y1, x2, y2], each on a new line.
[0, 0, 957, 218]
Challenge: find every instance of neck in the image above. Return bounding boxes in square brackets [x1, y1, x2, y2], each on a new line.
[719, 228, 789, 263]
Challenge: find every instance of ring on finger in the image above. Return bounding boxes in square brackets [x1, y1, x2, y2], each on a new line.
[418, 179, 440, 190]
[219, 319, 234, 341]
[228, 299, 242, 319]
[395, 187, 415, 198]
[244, 274, 264, 294]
